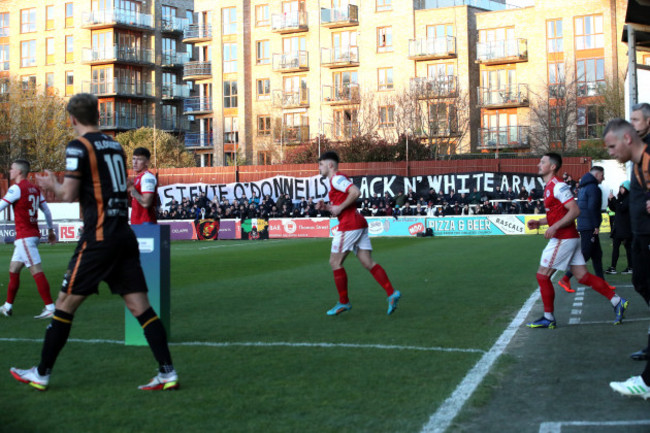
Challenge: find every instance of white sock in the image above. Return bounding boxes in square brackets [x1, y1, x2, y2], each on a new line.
[544, 312, 555, 321]
[45, 304, 55, 311]
[3, 302, 12, 310]
[610, 295, 621, 307]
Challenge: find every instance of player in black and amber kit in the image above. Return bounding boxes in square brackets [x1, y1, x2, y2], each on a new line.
[10, 93, 178, 391]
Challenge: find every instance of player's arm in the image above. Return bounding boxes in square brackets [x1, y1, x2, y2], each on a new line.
[39, 197, 56, 244]
[128, 187, 155, 208]
[0, 185, 19, 213]
[330, 185, 361, 217]
[128, 172, 156, 208]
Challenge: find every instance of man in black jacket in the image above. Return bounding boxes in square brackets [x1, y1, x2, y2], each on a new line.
[631, 102, 650, 146]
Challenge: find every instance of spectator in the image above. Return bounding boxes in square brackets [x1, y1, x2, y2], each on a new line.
[415, 203, 427, 216]
[468, 187, 482, 205]
[394, 190, 407, 208]
[605, 181, 633, 276]
[370, 193, 381, 207]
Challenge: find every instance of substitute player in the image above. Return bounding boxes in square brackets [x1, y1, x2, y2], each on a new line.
[316, 151, 401, 316]
[128, 147, 157, 224]
[0, 159, 56, 319]
[526, 152, 627, 329]
[10, 93, 178, 391]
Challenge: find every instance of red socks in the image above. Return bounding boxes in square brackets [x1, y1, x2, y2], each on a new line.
[333, 268, 349, 304]
[6, 272, 19, 304]
[536, 273, 555, 313]
[32, 272, 53, 305]
[579, 273, 614, 300]
[370, 264, 395, 296]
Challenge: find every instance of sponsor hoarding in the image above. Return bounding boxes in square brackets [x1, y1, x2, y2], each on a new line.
[269, 218, 330, 238]
[425, 215, 526, 236]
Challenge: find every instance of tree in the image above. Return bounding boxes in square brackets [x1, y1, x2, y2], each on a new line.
[0, 78, 74, 175]
[116, 127, 195, 168]
[600, 71, 626, 121]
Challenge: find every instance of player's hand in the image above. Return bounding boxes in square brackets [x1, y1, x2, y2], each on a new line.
[544, 225, 557, 239]
[527, 219, 540, 230]
[35, 170, 56, 192]
[330, 204, 342, 217]
[126, 178, 135, 193]
[47, 229, 56, 245]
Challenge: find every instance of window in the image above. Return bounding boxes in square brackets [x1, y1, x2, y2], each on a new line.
[546, 19, 563, 53]
[22, 75, 36, 90]
[46, 5, 54, 30]
[482, 111, 521, 147]
[256, 4, 269, 27]
[21, 8, 36, 33]
[21, 40, 36, 67]
[576, 58, 604, 97]
[65, 71, 74, 96]
[577, 105, 605, 139]
[92, 66, 113, 94]
[256, 40, 270, 65]
[65, 3, 73, 27]
[643, 54, 650, 66]
[0, 13, 9, 37]
[377, 0, 392, 12]
[46, 38, 55, 65]
[65, 35, 74, 62]
[162, 5, 176, 26]
[258, 152, 271, 165]
[257, 78, 270, 100]
[224, 80, 237, 108]
[258, 115, 271, 136]
[45, 72, 54, 95]
[223, 7, 236, 35]
[186, 10, 193, 25]
[429, 103, 457, 136]
[224, 116, 239, 144]
[548, 61, 565, 98]
[223, 43, 237, 73]
[377, 27, 392, 52]
[0, 43, 9, 71]
[575, 15, 603, 50]
[378, 67, 393, 91]
[333, 70, 358, 100]
[426, 24, 453, 39]
[379, 105, 394, 127]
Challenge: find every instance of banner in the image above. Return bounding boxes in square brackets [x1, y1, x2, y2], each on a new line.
[269, 218, 330, 238]
[194, 219, 220, 240]
[157, 172, 545, 209]
[241, 218, 269, 240]
[0, 224, 60, 243]
[330, 217, 427, 237]
[523, 213, 611, 235]
[159, 219, 240, 240]
[425, 215, 526, 236]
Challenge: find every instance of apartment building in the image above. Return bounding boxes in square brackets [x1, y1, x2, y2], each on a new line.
[0, 0, 193, 137]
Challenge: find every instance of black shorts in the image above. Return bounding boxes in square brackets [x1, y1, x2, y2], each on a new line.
[61, 231, 148, 296]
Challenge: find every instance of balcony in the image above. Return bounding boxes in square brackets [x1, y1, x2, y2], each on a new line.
[478, 84, 529, 108]
[81, 80, 153, 98]
[577, 81, 605, 97]
[476, 39, 528, 65]
[161, 16, 188, 34]
[321, 46, 359, 68]
[410, 76, 457, 99]
[183, 97, 212, 114]
[161, 50, 190, 67]
[185, 132, 214, 148]
[160, 116, 189, 132]
[272, 51, 309, 72]
[322, 84, 360, 105]
[81, 9, 153, 30]
[409, 36, 456, 60]
[81, 46, 154, 66]
[271, 11, 308, 34]
[320, 5, 358, 28]
[183, 61, 212, 80]
[477, 126, 530, 149]
[414, 0, 508, 11]
[99, 112, 152, 130]
[273, 89, 309, 109]
[324, 122, 360, 140]
[161, 83, 190, 100]
[183, 24, 212, 42]
[276, 125, 310, 144]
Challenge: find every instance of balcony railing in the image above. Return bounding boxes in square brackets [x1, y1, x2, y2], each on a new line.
[324, 122, 360, 140]
[161, 50, 190, 67]
[478, 126, 530, 149]
[426, 121, 459, 137]
[577, 81, 605, 97]
[276, 125, 310, 143]
[161, 16, 188, 33]
[81, 46, 154, 64]
[185, 132, 214, 148]
[477, 39, 527, 64]
[271, 10, 308, 33]
[478, 84, 529, 108]
[409, 36, 456, 60]
[161, 83, 189, 99]
[81, 9, 153, 29]
[81, 80, 153, 98]
[183, 97, 212, 114]
[183, 61, 212, 79]
[414, 0, 509, 11]
[272, 51, 309, 72]
[273, 89, 309, 108]
[183, 24, 212, 41]
[321, 46, 359, 67]
[320, 5, 358, 28]
[99, 112, 152, 130]
[409, 76, 457, 98]
[322, 84, 360, 105]
[160, 116, 189, 132]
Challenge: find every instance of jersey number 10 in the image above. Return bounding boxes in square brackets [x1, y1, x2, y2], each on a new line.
[104, 154, 127, 193]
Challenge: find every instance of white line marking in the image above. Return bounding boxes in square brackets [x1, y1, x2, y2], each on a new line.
[540, 419, 650, 433]
[420, 289, 540, 433]
[0, 337, 485, 354]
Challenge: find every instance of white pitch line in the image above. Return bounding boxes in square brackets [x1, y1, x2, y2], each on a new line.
[539, 419, 650, 433]
[420, 288, 540, 433]
[0, 337, 485, 354]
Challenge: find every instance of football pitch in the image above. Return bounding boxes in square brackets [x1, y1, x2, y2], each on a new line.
[0, 235, 630, 433]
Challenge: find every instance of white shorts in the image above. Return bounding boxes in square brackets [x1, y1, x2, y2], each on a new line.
[331, 228, 372, 254]
[539, 237, 586, 271]
[11, 236, 42, 268]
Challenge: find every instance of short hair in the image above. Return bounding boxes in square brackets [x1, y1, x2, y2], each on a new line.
[318, 151, 340, 164]
[66, 93, 99, 126]
[544, 152, 563, 172]
[632, 102, 650, 119]
[590, 165, 604, 174]
[603, 118, 637, 139]
[13, 158, 30, 175]
[133, 147, 151, 160]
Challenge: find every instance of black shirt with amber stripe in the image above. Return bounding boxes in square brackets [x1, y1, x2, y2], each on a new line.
[631, 143, 650, 236]
[64, 132, 130, 242]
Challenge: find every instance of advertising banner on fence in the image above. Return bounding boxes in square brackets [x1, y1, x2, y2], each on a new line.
[523, 213, 611, 235]
[425, 215, 526, 236]
[269, 218, 330, 238]
[330, 217, 427, 237]
[157, 172, 544, 209]
[0, 224, 58, 243]
[241, 218, 269, 240]
[58, 222, 83, 242]
[159, 219, 240, 240]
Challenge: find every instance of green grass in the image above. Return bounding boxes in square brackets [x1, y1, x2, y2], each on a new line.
[0, 236, 548, 433]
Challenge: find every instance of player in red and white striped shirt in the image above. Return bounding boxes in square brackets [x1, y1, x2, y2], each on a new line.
[0, 159, 56, 319]
[526, 153, 627, 328]
[317, 151, 401, 316]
